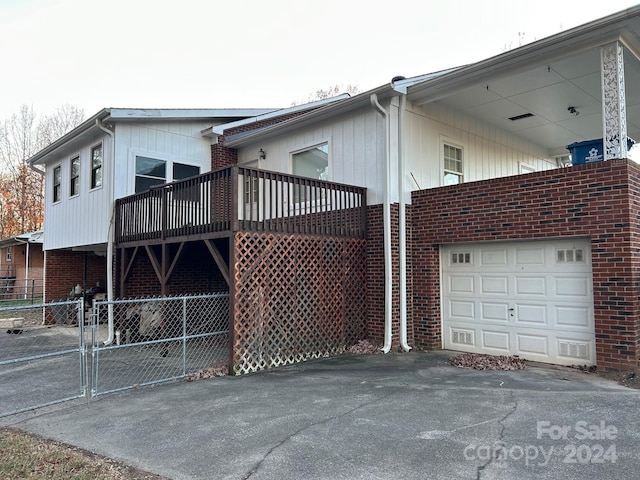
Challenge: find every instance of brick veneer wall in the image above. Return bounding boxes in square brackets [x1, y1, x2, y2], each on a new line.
[410, 159, 640, 370]
[44, 250, 107, 302]
[366, 203, 415, 349]
[119, 241, 228, 298]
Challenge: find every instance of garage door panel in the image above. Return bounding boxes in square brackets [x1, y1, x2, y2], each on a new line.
[442, 239, 595, 366]
[515, 247, 546, 265]
[448, 275, 474, 294]
[515, 276, 547, 296]
[480, 249, 508, 266]
[481, 276, 508, 295]
[448, 327, 476, 348]
[481, 330, 510, 352]
[556, 336, 593, 362]
[555, 305, 591, 328]
[449, 300, 475, 320]
[555, 276, 590, 297]
[481, 303, 510, 322]
[515, 304, 548, 325]
[516, 333, 549, 356]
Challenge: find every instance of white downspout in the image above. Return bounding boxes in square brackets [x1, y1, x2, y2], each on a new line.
[397, 93, 411, 352]
[370, 94, 392, 353]
[96, 119, 115, 345]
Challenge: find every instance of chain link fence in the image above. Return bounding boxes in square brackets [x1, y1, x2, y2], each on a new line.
[90, 294, 229, 396]
[0, 299, 86, 417]
[0, 294, 229, 417]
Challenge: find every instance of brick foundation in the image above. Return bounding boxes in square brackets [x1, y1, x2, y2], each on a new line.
[44, 250, 107, 302]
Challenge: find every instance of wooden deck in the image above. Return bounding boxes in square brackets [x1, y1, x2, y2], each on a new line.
[115, 166, 367, 247]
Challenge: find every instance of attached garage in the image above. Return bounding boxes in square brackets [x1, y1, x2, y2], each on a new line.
[441, 239, 595, 366]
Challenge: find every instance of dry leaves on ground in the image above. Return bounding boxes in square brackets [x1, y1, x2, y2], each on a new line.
[348, 339, 383, 354]
[449, 353, 527, 371]
[184, 363, 228, 381]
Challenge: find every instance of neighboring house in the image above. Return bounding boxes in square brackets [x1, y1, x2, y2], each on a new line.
[0, 231, 44, 300]
[30, 7, 640, 373]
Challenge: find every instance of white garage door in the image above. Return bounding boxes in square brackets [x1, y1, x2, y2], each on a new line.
[442, 239, 595, 366]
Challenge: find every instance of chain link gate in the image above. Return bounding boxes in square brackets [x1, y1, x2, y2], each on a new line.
[0, 299, 87, 418]
[0, 294, 229, 417]
[90, 294, 229, 397]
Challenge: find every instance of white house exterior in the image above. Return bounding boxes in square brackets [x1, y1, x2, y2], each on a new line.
[31, 109, 276, 252]
[219, 6, 640, 369]
[26, 6, 640, 371]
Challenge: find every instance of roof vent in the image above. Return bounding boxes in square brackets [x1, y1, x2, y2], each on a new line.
[509, 113, 535, 121]
[391, 75, 406, 83]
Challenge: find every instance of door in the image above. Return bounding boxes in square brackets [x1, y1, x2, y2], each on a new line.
[441, 239, 595, 366]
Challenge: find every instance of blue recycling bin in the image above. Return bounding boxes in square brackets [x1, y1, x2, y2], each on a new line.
[567, 138, 635, 165]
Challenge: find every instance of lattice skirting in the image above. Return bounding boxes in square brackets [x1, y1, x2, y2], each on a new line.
[232, 232, 367, 374]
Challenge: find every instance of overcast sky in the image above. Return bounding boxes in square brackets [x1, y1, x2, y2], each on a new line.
[1, 0, 639, 120]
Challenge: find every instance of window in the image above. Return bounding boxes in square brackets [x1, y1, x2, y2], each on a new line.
[5, 247, 12, 262]
[291, 143, 329, 203]
[244, 176, 259, 205]
[91, 144, 103, 189]
[135, 157, 166, 192]
[135, 156, 200, 193]
[70, 156, 80, 196]
[292, 143, 329, 180]
[557, 248, 584, 263]
[53, 165, 61, 202]
[443, 143, 463, 185]
[451, 252, 471, 264]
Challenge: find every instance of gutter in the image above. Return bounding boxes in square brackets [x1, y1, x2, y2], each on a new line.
[96, 119, 116, 346]
[370, 94, 392, 354]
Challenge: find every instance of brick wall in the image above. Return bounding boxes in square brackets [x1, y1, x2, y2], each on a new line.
[119, 241, 228, 298]
[366, 203, 415, 349]
[410, 159, 640, 370]
[44, 250, 107, 301]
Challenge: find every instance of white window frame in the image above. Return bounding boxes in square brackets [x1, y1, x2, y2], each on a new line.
[5, 247, 12, 262]
[90, 143, 103, 190]
[70, 154, 80, 197]
[52, 164, 62, 203]
[289, 140, 331, 181]
[131, 150, 201, 194]
[289, 141, 331, 214]
[441, 137, 464, 186]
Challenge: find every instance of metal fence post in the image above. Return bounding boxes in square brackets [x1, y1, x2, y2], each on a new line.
[182, 297, 187, 376]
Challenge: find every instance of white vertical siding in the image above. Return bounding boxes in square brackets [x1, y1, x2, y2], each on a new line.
[113, 120, 213, 199]
[238, 97, 557, 207]
[404, 101, 556, 194]
[237, 108, 386, 204]
[44, 132, 113, 250]
[44, 120, 214, 250]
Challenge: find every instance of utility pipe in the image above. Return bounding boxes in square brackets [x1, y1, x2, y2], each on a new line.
[370, 94, 392, 353]
[397, 93, 411, 352]
[96, 119, 115, 345]
[15, 236, 30, 300]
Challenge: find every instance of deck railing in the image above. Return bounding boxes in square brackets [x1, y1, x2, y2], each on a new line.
[115, 166, 366, 245]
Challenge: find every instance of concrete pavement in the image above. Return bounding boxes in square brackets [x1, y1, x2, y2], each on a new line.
[2, 351, 639, 479]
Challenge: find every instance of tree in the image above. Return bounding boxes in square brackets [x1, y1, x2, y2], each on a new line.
[292, 84, 362, 106]
[0, 104, 85, 238]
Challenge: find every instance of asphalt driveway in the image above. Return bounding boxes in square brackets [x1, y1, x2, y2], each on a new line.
[2, 351, 639, 480]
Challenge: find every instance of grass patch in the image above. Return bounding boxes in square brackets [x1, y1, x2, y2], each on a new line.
[0, 428, 164, 480]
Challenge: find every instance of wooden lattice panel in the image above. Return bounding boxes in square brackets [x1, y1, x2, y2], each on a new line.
[233, 232, 366, 374]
